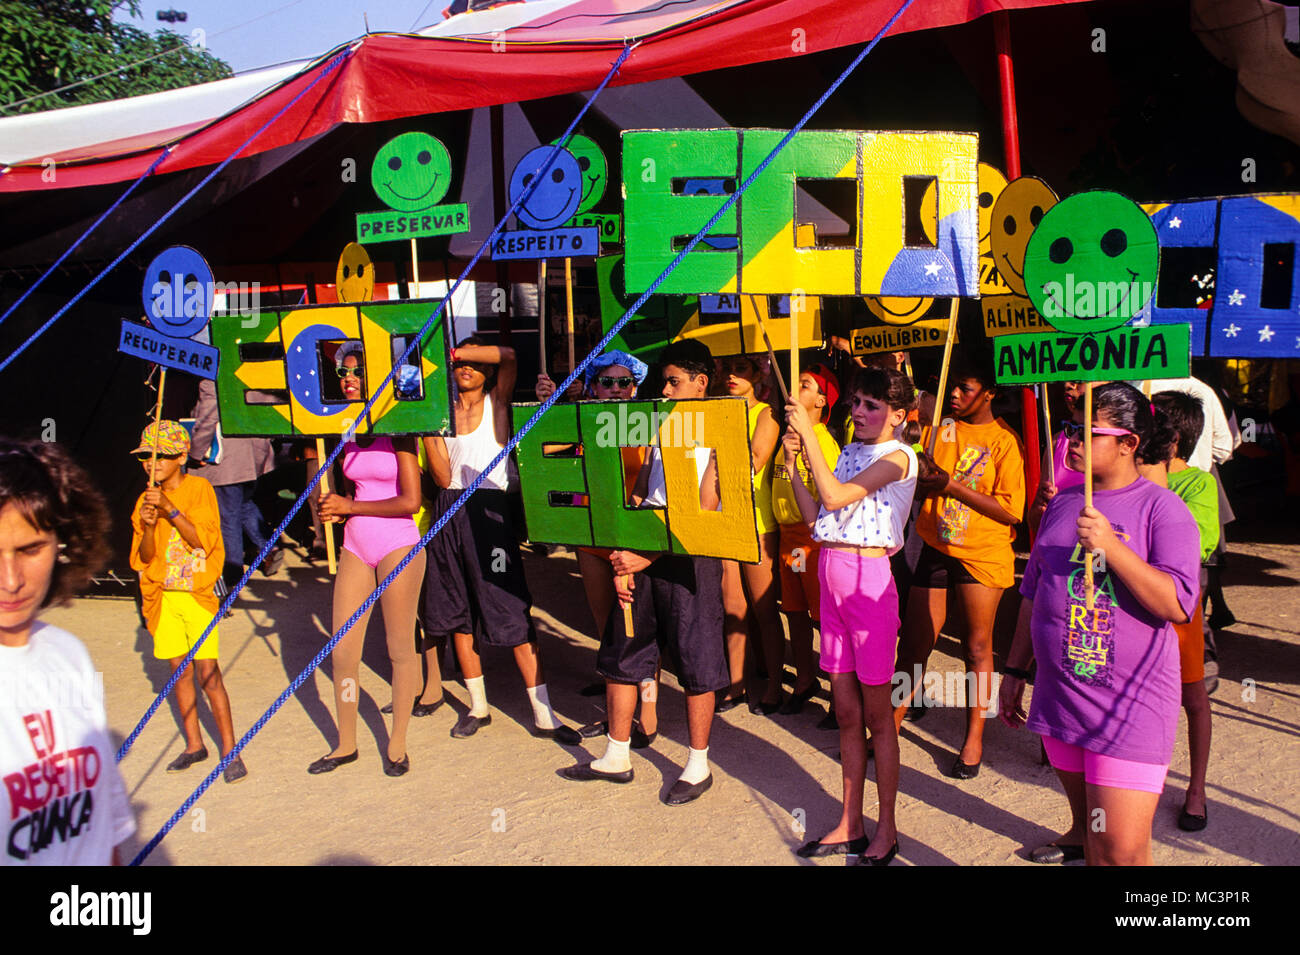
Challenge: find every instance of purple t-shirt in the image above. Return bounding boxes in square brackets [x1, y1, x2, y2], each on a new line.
[1020, 477, 1200, 764]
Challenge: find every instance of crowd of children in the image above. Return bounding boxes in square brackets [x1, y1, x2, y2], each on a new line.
[0, 332, 1240, 866]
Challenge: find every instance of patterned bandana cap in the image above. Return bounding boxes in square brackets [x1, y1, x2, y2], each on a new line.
[132, 419, 191, 456]
[584, 349, 650, 387]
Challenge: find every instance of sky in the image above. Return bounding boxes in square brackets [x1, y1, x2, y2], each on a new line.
[116, 0, 460, 75]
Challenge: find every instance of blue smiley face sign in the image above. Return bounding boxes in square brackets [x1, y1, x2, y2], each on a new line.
[142, 245, 214, 339]
[510, 145, 584, 230]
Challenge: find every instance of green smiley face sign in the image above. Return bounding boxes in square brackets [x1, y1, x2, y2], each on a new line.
[1025, 191, 1158, 334]
[371, 132, 453, 213]
[552, 133, 607, 215]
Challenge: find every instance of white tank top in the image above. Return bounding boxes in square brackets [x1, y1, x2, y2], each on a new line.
[812, 439, 917, 553]
[446, 394, 510, 491]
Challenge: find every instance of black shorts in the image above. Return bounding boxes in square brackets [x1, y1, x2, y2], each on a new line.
[422, 487, 535, 648]
[596, 555, 729, 694]
[911, 542, 978, 589]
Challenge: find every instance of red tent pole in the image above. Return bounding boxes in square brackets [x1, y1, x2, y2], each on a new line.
[995, 11, 1041, 519]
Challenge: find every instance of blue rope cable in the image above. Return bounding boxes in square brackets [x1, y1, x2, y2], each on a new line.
[116, 42, 637, 765]
[0, 48, 354, 377]
[129, 0, 914, 863]
[0, 150, 171, 330]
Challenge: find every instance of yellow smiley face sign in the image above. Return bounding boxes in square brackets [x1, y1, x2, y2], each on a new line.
[335, 243, 374, 304]
[921, 162, 1009, 254]
[862, 295, 933, 326]
[989, 177, 1059, 297]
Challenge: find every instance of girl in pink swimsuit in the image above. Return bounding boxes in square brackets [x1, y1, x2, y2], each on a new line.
[308, 347, 426, 778]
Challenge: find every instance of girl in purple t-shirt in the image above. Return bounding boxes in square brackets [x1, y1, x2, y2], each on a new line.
[999, 383, 1201, 866]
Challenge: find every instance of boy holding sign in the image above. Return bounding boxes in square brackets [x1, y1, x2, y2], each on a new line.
[560, 340, 728, 806]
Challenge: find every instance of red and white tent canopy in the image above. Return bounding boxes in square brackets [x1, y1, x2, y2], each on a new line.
[0, 0, 1088, 192]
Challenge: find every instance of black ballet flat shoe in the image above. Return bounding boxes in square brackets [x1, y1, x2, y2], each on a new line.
[663, 774, 713, 806]
[795, 834, 869, 858]
[307, 751, 358, 775]
[778, 685, 818, 715]
[166, 748, 209, 773]
[450, 713, 492, 739]
[383, 753, 410, 777]
[222, 755, 248, 785]
[948, 756, 980, 780]
[380, 702, 394, 715]
[750, 697, 783, 716]
[578, 720, 608, 739]
[533, 724, 583, 746]
[629, 721, 657, 749]
[412, 697, 445, 717]
[714, 693, 746, 714]
[559, 762, 634, 784]
[1030, 842, 1085, 864]
[1178, 805, 1208, 832]
[856, 840, 900, 866]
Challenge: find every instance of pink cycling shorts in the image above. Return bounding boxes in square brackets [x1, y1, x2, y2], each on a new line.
[817, 548, 899, 687]
[1041, 735, 1169, 795]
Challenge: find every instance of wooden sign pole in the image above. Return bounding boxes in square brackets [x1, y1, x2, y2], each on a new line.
[146, 367, 167, 488]
[316, 438, 337, 575]
[927, 298, 960, 457]
[537, 261, 547, 376]
[751, 299, 790, 405]
[1041, 383, 1056, 486]
[409, 238, 421, 296]
[564, 257, 576, 381]
[1083, 383, 1095, 610]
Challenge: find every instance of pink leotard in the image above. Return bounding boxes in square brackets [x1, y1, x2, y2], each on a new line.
[341, 436, 420, 568]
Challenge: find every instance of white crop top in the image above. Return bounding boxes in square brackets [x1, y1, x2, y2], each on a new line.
[812, 439, 917, 553]
[446, 394, 511, 491]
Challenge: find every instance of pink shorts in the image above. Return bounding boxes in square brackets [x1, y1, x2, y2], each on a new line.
[817, 548, 899, 686]
[1041, 736, 1169, 795]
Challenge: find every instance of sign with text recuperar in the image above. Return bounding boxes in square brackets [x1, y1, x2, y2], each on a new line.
[512, 397, 759, 562]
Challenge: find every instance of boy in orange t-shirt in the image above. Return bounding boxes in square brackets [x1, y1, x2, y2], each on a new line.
[129, 420, 245, 783]
[895, 361, 1024, 780]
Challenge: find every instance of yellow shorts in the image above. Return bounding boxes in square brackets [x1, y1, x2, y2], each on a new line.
[152, 591, 220, 661]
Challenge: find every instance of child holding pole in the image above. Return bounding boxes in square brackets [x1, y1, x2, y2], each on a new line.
[783, 367, 917, 864]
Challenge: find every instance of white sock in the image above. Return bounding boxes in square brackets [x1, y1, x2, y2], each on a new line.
[526, 683, 559, 730]
[466, 676, 489, 717]
[591, 734, 632, 773]
[678, 746, 711, 785]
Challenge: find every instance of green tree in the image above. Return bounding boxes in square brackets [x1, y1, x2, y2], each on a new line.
[0, 0, 233, 115]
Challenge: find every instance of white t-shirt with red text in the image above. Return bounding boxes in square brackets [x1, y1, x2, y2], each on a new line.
[1, 622, 135, 865]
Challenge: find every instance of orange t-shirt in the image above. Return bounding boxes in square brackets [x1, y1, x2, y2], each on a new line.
[916, 417, 1025, 589]
[129, 473, 224, 633]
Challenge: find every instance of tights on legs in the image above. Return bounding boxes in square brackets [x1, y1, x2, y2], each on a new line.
[328, 547, 426, 761]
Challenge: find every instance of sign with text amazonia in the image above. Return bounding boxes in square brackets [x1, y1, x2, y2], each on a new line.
[993, 325, 1191, 384]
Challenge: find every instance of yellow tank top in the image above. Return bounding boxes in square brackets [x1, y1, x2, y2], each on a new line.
[748, 400, 777, 536]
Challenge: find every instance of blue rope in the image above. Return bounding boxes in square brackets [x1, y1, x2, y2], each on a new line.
[0, 150, 171, 330]
[116, 42, 637, 766]
[0, 47, 354, 376]
[129, 0, 914, 864]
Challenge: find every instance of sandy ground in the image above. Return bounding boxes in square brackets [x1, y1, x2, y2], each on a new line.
[47, 520, 1300, 866]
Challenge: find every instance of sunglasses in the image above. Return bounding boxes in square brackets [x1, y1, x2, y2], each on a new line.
[1062, 421, 1134, 440]
[134, 452, 183, 462]
[336, 366, 363, 379]
[596, 376, 635, 389]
